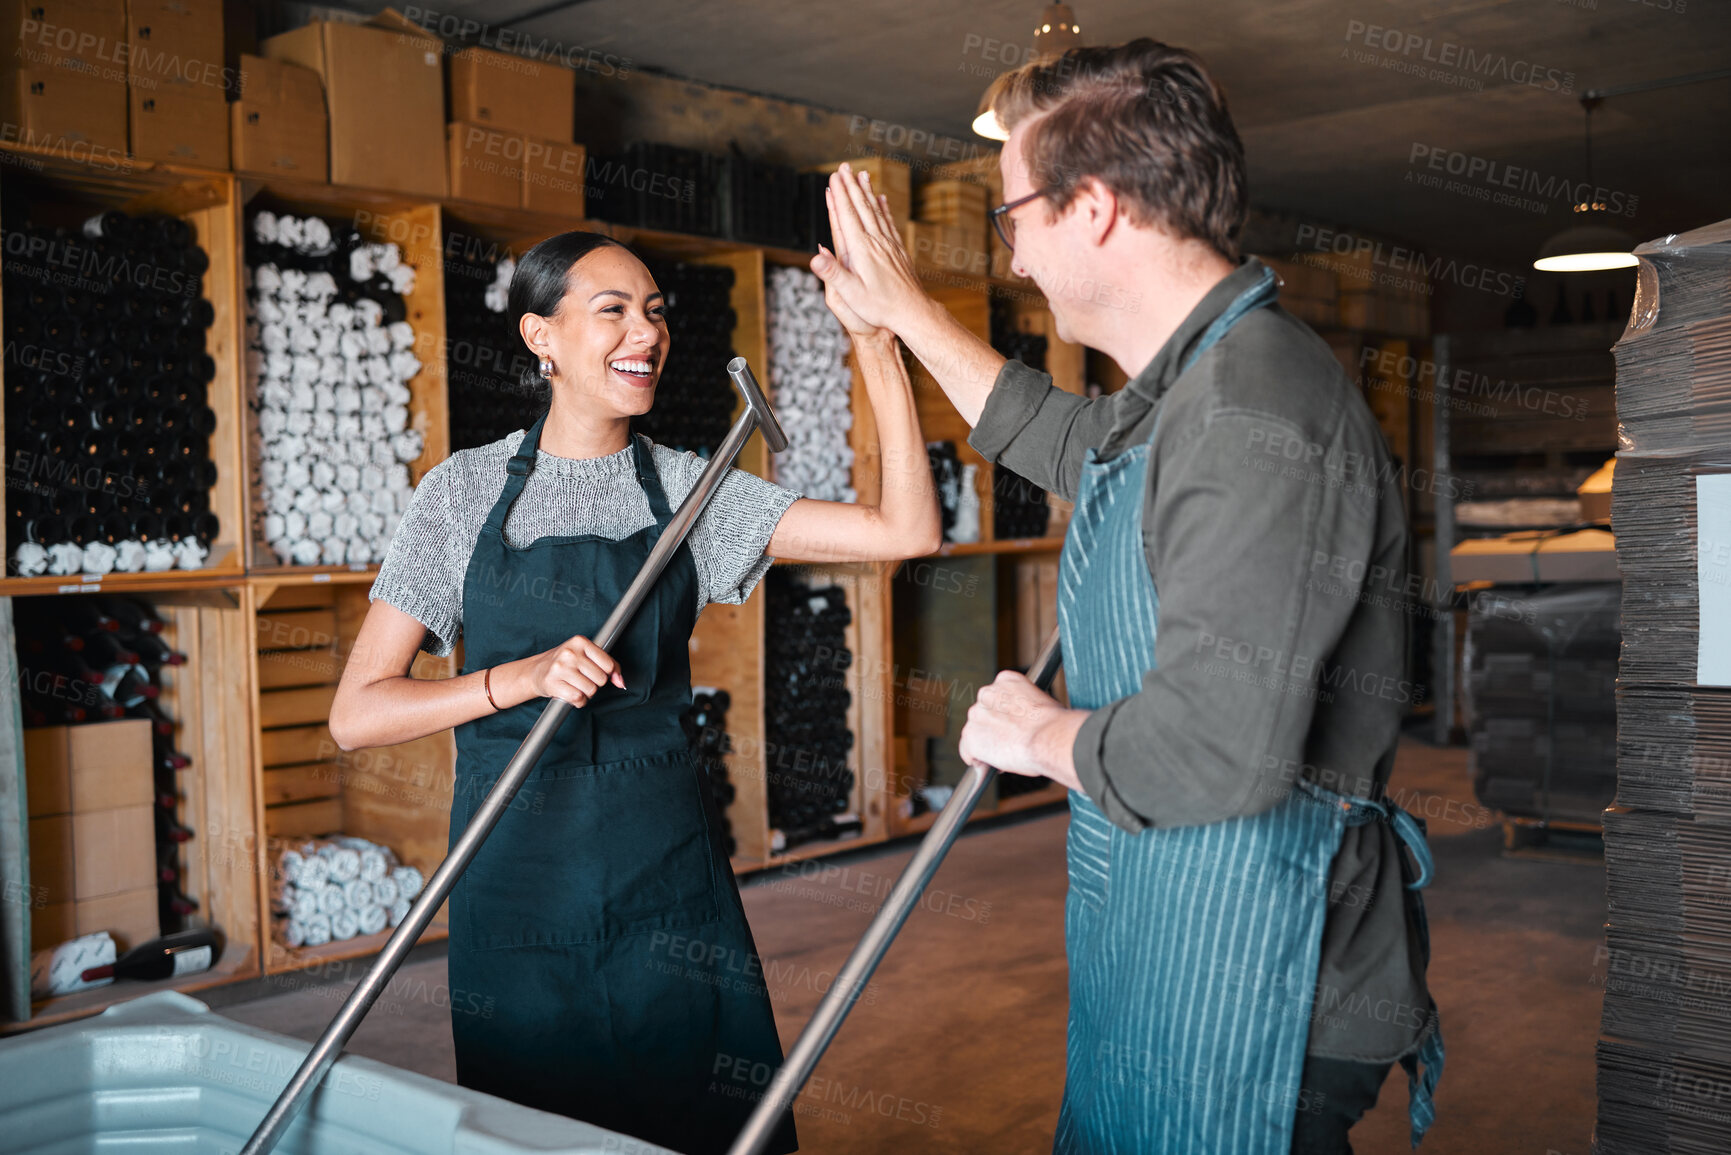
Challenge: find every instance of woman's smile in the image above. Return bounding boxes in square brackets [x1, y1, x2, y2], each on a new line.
[608, 354, 658, 389]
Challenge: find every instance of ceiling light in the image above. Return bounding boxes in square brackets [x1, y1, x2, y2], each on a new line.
[1534, 95, 1635, 272]
[1033, 4, 1081, 55]
[974, 4, 1084, 140]
[972, 108, 1009, 141]
[1534, 224, 1639, 272]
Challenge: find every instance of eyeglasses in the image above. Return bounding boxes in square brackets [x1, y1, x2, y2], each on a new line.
[989, 188, 1053, 251]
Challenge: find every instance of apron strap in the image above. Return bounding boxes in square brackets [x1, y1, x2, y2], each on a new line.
[633, 434, 675, 527]
[482, 415, 547, 537]
[1402, 1019, 1446, 1147]
[1175, 262, 1281, 379]
[1136, 262, 1283, 450]
[1389, 806, 1434, 890]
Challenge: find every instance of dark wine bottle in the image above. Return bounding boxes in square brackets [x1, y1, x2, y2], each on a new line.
[82, 633, 141, 666]
[101, 662, 158, 707]
[159, 885, 198, 919]
[155, 809, 195, 844]
[60, 600, 121, 634]
[81, 210, 130, 240]
[126, 631, 186, 667]
[23, 698, 93, 725]
[101, 597, 166, 634]
[79, 928, 220, 983]
[128, 698, 177, 737]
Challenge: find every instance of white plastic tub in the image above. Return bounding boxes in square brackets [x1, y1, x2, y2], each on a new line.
[0, 991, 677, 1154]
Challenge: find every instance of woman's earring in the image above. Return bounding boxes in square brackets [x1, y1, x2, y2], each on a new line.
[539, 358, 554, 380]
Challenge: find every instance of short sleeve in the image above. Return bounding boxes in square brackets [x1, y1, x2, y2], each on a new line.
[369, 457, 464, 656]
[652, 445, 801, 610]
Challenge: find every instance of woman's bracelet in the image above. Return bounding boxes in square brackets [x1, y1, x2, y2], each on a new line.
[483, 666, 502, 712]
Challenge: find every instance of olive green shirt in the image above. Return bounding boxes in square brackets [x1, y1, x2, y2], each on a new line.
[969, 258, 1433, 1061]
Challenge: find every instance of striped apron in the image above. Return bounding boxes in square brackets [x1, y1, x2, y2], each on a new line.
[1052, 269, 1443, 1154]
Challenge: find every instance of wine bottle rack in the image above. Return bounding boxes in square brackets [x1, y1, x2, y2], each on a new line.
[1, 147, 1077, 1032]
[0, 158, 247, 593]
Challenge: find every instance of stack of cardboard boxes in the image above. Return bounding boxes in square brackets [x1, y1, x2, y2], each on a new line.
[230, 53, 325, 180]
[125, 0, 225, 166]
[906, 178, 989, 280]
[0, 0, 228, 165]
[928, 152, 1019, 280]
[445, 45, 583, 216]
[25, 719, 157, 952]
[0, 0, 129, 159]
[262, 12, 445, 196]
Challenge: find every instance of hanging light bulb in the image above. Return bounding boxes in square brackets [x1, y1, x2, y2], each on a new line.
[1032, 3, 1082, 56]
[1534, 96, 1637, 272]
[974, 3, 1084, 140]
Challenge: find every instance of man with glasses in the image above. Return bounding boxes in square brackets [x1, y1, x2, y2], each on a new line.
[811, 38, 1443, 1155]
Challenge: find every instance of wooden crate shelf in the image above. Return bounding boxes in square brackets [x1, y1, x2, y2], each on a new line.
[250, 582, 454, 976]
[0, 161, 249, 591]
[235, 183, 450, 577]
[1, 142, 1119, 1026]
[1, 585, 261, 1031]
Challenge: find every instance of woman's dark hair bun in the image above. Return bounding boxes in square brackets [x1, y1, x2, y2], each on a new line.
[508, 230, 629, 403]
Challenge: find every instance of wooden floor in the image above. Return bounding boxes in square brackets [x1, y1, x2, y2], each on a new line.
[213, 734, 1606, 1154]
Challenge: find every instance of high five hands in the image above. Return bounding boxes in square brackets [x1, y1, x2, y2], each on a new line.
[809, 163, 929, 342]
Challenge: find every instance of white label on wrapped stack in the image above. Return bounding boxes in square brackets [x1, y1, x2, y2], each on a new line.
[1699, 475, 1731, 685]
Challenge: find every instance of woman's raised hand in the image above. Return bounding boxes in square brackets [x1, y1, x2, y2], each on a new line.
[810, 164, 928, 339]
[519, 634, 624, 709]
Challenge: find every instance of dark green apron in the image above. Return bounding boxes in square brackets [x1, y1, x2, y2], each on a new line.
[447, 417, 797, 1155]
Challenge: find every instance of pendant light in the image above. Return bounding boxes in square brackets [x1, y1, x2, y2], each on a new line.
[1534, 95, 1637, 272]
[972, 2, 1085, 140]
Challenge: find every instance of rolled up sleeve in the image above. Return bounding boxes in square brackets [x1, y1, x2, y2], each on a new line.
[1071, 407, 1373, 832]
[967, 359, 1125, 503]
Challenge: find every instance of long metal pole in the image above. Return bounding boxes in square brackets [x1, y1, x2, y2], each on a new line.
[726, 628, 1064, 1155]
[241, 395, 771, 1155]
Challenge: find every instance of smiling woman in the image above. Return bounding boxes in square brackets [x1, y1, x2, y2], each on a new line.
[323, 198, 938, 1155]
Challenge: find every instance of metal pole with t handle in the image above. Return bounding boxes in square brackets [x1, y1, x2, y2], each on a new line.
[726, 627, 1064, 1155]
[240, 358, 788, 1155]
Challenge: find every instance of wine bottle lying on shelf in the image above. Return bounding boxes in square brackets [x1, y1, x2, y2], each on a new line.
[79, 928, 220, 983]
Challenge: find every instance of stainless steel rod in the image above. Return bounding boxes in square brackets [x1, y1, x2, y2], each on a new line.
[241, 404, 768, 1155]
[726, 628, 1064, 1155]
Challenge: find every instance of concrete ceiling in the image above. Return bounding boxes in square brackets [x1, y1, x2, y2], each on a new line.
[375, 0, 1729, 269]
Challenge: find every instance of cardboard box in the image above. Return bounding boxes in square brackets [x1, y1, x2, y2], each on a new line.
[231, 100, 325, 178]
[0, 66, 126, 151]
[901, 219, 988, 277]
[23, 719, 151, 817]
[2, 0, 126, 73]
[30, 901, 74, 952]
[521, 136, 584, 216]
[124, 0, 222, 100]
[27, 815, 74, 907]
[230, 53, 326, 179]
[262, 16, 444, 195]
[74, 886, 158, 949]
[447, 120, 523, 208]
[449, 45, 572, 142]
[129, 83, 226, 164]
[235, 51, 319, 107]
[71, 803, 153, 899]
[915, 178, 988, 224]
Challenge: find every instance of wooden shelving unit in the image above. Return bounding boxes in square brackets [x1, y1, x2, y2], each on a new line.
[0, 143, 1078, 1029]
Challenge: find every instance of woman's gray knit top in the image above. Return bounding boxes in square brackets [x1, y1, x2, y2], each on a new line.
[369, 430, 802, 656]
